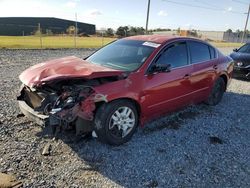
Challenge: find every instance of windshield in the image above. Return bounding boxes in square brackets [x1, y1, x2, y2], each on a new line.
[238, 44, 250, 53]
[86, 39, 157, 71]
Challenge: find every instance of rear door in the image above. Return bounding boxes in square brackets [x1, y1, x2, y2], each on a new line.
[142, 41, 193, 118]
[187, 41, 218, 103]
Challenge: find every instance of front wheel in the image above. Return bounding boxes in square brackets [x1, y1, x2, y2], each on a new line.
[93, 100, 138, 145]
[205, 77, 225, 106]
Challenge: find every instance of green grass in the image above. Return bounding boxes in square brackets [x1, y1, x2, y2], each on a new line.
[0, 36, 243, 49]
[0, 36, 116, 49]
[210, 42, 243, 48]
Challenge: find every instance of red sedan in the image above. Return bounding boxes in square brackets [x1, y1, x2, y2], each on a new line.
[17, 35, 234, 145]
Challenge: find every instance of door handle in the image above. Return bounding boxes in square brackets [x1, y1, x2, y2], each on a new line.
[213, 65, 218, 70]
[183, 74, 191, 78]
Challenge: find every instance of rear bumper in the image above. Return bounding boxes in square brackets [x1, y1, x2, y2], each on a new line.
[18, 100, 49, 126]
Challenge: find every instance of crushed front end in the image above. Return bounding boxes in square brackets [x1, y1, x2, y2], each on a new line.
[16, 56, 128, 136]
[17, 80, 108, 135]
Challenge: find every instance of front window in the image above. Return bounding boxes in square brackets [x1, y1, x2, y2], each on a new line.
[156, 42, 188, 68]
[86, 39, 156, 71]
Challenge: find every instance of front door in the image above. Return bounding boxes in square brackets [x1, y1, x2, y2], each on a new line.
[142, 41, 193, 119]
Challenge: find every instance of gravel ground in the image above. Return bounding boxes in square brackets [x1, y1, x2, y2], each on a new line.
[0, 48, 249, 188]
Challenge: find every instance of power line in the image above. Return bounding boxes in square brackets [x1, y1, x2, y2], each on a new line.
[232, 0, 249, 5]
[162, 0, 245, 14]
[162, 0, 221, 11]
[195, 0, 246, 14]
[194, 0, 223, 10]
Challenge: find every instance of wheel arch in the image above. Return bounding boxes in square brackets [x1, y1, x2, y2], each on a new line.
[101, 97, 141, 116]
[219, 73, 228, 91]
[95, 97, 141, 117]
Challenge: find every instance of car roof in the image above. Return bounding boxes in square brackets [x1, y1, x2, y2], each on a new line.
[124, 35, 199, 44]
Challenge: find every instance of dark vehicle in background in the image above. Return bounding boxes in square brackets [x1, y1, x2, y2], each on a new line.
[17, 35, 233, 145]
[230, 43, 250, 80]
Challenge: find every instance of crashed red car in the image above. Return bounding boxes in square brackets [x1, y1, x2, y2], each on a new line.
[17, 35, 233, 145]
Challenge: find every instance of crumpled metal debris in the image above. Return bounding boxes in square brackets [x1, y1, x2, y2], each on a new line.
[41, 143, 52, 156]
[0, 172, 22, 188]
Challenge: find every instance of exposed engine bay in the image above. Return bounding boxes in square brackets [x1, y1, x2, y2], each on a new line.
[17, 76, 121, 135]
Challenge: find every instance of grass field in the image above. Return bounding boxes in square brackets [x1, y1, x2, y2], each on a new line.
[210, 42, 242, 48]
[0, 36, 116, 49]
[0, 36, 243, 49]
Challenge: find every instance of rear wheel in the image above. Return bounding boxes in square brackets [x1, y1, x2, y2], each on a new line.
[93, 100, 138, 145]
[206, 77, 225, 105]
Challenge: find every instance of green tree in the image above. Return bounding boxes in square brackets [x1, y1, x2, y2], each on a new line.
[129, 26, 145, 35]
[176, 27, 181, 35]
[116, 26, 129, 37]
[66, 26, 78, 35]
[105, 28, 114, 37]
[226, 29, 233, 33]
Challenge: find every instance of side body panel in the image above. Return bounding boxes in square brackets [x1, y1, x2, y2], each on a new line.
[189, 59, 218, 103]
[141, 66, 193, 120]
[94, 40, 233, 125]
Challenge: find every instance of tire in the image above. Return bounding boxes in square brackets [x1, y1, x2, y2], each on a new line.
[205, 77, 225, 106]
[93, 100, 138, 146]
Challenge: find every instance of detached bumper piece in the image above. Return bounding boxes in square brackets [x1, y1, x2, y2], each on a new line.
[18, 100, 49, 126]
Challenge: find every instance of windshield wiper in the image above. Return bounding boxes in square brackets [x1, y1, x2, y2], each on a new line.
[106, 62, 130, 70]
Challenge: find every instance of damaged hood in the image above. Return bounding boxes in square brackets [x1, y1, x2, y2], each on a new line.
[19, 56, 124, 87]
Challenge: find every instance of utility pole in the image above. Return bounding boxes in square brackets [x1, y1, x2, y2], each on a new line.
[145, 0, 151, 34]
[38, 23, 42, 49]
[74, 13, 78, 48]
[101, 31, 104, 46]
[242, 4, 250, 43]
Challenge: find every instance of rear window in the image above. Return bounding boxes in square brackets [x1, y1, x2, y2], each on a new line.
[189, 41, 211, 64]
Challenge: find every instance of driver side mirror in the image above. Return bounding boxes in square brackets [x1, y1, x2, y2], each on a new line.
[233, 48, 238, 52]
[149, 63, 171, 74]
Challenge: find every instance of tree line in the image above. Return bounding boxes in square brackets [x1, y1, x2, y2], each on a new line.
[97, 26, 179, 37]
[96, 26, 146, 37]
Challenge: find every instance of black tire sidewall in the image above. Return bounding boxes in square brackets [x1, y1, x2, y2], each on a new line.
[94, 100, 138, 145]
[207, 77, 225, 105]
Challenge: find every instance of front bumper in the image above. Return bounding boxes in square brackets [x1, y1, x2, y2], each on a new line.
[18, 100, 49, 126]
[233, 66, 250, 79]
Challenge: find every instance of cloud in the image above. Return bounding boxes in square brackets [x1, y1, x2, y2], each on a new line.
[227, 7, 232, 11]
[158, 10, 168, 16]
[64, 1, 76, 8]
[87, 9, 102, 16]
[182, 23, 194, 30]
[0, 0, 65, 17]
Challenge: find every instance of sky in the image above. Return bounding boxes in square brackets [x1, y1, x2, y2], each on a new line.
[0, 0, 249, 31]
